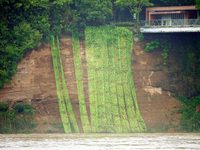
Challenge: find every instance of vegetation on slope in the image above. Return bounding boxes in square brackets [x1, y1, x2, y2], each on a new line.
[1, 0, 200, 133]
[0, 101, 36, 133]
[50, 35, 79, 133]
[177, 95, 200, 132]
[85, 25, 146, 132]
[143, 33, 200, 132]
[72, 32, 91, 132]
[0, 0, 198, 89]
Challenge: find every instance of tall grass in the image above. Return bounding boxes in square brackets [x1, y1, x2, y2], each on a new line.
[85, 25, 146, 132]
[72, 32, 91, 132]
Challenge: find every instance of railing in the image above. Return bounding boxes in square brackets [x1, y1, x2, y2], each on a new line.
[139, 19, 200, 27]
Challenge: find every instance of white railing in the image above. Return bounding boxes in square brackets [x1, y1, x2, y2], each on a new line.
[139, 19, 200, 27]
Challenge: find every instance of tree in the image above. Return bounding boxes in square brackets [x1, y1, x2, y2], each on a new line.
[67, 0, 113, 32]
[115, 0, 154, 34]
[196, 0, 200, 9]
[0, 0, 74, 89]
[149, 0, 196, 6]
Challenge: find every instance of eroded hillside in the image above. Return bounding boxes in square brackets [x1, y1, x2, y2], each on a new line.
[0, 34, 183, 133]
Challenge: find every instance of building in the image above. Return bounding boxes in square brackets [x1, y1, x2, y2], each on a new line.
[146, 6, 199, 26]
[140, 6, 200, 33]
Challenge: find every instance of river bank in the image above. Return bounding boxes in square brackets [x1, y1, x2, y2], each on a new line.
[1, 133, 200, 149]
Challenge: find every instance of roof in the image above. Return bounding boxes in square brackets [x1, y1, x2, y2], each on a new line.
[146, 6, 197, 20]
[146, 6, 196, 12]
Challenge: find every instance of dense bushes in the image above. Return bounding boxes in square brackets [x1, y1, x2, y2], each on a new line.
[0, 22, 42, 89]
[177, 34, 200, 97]
[0, 101, 36, 133]
[177, 95, 200, 132]
[0, 0, 114, 89]
[114, 22, 135, 27]
[66, 0, 113, 33]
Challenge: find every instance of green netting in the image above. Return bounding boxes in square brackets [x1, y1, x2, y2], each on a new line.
[51, 25, 146, 133]
[85, 25, 146, 133]
[72, 32, 91, 133]
[50, 35, 79, 133]
[50, 35, 71, 133]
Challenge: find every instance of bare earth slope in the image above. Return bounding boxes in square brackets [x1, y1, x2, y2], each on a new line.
[0, 36, 181, 132]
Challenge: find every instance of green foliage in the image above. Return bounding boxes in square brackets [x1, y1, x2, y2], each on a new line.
[0, 22, 42, 89]
[0, 0, 74, 89]
[115, 0, 154, 34]
[0, 0, 198, 90]
[85, 25, 146, 133]
[115, 0, 154, 15]
[0, 101, 9, 112]
[114, 22, 136, 27]
[13, 22, 42, 51]
[177, 34, 200, 97]
[66, 0, 113, 32]
[0, 102, 36, 133]
[150, 0, 196, 6]
[177, 95, 200, 132]
[196, 0, 200, 9]
[144, 39, 160, 51]
[53, 0, 72, 5]
[138, 32, 144, 41]
[144, 39, 171, 61]
[13, 103, 34, 115]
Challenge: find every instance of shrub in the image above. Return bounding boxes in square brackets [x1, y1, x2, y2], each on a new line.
[177, 95, 200, 132]
[114, 22, 135, 27]
[0, 102, 36, 133]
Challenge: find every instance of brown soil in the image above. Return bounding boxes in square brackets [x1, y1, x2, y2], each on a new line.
[0, 36, 182, 133]
[132, 41, 181, 132]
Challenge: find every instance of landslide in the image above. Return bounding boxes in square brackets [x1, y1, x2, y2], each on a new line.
[0, 34, 185, 133]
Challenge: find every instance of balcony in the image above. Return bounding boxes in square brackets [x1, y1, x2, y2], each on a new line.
[139, 19, 200, 33]
[139, 19, 200, 27]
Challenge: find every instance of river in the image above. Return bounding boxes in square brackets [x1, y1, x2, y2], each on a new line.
[0, 133, 200, 150]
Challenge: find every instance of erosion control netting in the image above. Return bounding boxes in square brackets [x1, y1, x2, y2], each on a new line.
[51, 36, 79, 133]
[51, 25, 146, 133]
[85, 26, 146, 133]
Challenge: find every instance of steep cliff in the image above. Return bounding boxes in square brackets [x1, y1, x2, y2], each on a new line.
[0, 34, 182, 133]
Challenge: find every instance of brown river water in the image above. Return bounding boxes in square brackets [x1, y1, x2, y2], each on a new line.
[0, 133, 200, 150]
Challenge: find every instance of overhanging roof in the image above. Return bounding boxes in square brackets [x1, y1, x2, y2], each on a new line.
[140, 26, 200, 33]
[146, 6, 197, 20]
[146, 6, 196, 12]
[149, 11, 188, 15]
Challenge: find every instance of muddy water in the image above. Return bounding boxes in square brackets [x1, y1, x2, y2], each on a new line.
[0, 133, 200, 150]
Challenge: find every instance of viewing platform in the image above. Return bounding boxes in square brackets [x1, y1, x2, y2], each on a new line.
[139, 19, 200, 33]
